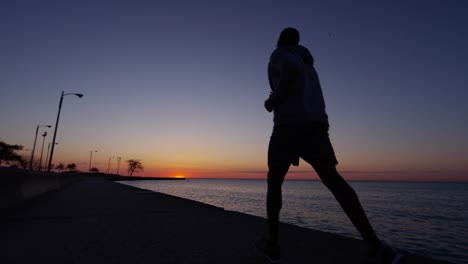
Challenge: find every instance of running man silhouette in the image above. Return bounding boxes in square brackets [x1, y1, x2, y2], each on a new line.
[255, 28, 403, 264]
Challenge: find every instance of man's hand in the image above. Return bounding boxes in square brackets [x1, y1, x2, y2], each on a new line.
[264, 98, 273, 112]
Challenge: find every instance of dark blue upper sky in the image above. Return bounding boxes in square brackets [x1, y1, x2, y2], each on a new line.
[1, 0, 467, 179]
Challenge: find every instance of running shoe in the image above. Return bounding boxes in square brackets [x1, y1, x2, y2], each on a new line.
[254, 236, 282, 263]
[376, 243, 405, 264]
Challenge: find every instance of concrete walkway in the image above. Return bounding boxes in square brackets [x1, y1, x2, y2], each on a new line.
[0, 178, 448, 264]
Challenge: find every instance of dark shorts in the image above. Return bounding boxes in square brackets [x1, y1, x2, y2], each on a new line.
[268, 123, 338, 171]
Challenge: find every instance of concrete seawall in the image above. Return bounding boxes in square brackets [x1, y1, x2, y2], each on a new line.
[0, 168, 183, 208]
[0, 167, 83, 208]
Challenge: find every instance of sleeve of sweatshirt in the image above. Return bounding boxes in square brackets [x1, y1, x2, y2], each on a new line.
[268, 51, 300, 108]
[268, 63, 274, 91]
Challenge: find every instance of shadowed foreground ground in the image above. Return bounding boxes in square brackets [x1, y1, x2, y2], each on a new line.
[0, 178, 449, 264]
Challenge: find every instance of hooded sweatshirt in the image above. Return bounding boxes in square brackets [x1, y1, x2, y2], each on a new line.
[268, 45, 329, 126]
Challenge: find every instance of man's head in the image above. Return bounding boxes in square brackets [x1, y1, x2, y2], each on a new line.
[277, 27, 300, 47]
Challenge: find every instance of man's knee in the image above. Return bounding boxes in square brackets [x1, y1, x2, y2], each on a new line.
[267, 166, 288, 186]
[315, 166, 359, 204]
[313, 164, 352, 191]
[267, 176, 283, 200]
[267, 171, 284, 204]
[313, 163, 339, 183]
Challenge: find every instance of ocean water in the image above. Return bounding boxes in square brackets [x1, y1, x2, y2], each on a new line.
[119, 179, 468, 264]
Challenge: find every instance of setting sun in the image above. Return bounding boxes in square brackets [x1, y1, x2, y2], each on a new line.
[173, 175, 185, 179]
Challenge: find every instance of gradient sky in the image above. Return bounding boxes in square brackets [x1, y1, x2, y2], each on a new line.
[1, 0, 467, 181]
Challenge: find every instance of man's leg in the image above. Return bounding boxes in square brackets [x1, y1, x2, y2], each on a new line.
[254, 134, 290, 263]
[266, 166, 289, 244]
[265, 126, 293, 244]
[312, 163, 380, 251]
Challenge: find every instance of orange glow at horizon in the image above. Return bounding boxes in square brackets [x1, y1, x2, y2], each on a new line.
[137, 166, 468, 182]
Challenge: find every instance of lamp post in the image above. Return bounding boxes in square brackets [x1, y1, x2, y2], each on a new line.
[44, 142, 58, 172]
[89, 150, 98, 172]
[29, 124, 51, 170]
[107, 156, 115, 174]
[116, 157, 122, 175]
[38, 132, 47, 171]
[47, 91, 83, 172]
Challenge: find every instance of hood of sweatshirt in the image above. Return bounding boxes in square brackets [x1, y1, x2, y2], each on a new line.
[288, 45, 314, 66]
[270, 45, 314, 66]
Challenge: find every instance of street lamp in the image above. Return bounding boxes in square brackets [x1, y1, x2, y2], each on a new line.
[44, 142, 58, 172]
[38, 132, 47, 171]
[116, 157, 122, 175]
[107, 156, 115, 174]
[89, 150, 98, 172]
[47, 91, 83, 172]
[29, 124, 51, 170]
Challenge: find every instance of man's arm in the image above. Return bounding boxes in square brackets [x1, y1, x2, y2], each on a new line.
[265, 52, 300, 112]
[265, 63, 275, 112]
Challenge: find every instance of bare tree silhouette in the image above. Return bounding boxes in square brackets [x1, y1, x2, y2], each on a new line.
[127, 159, 144, 176]
[66, 163, 77, 172]
[55, 163, 65, 172]
[0, 141, 24, 166]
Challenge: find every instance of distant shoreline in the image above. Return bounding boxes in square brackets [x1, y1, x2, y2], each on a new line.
[110, 176, 185, 181]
